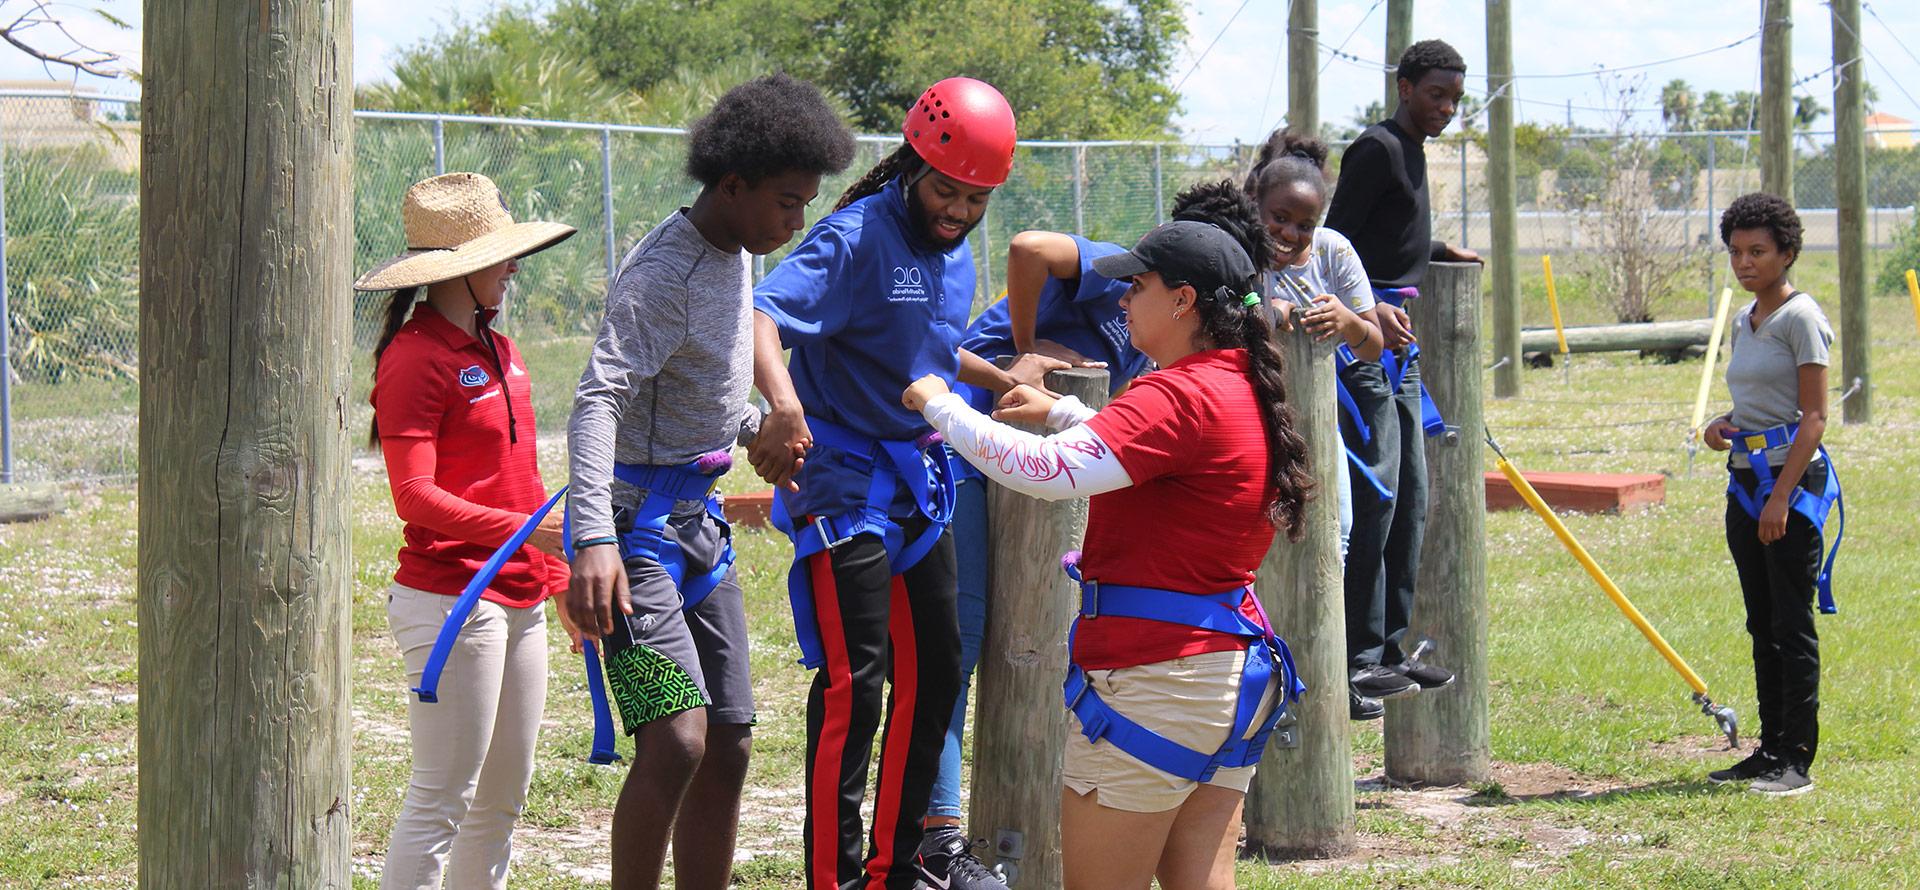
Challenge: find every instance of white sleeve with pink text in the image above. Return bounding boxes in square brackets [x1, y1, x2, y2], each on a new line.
[921, 392, 1132, 501]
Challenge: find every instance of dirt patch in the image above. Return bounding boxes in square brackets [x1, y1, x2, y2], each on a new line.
[1647, 733, 1747, 762]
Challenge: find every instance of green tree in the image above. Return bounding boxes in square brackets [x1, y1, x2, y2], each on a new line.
[1660, 78, 1696, 131]
[357, 5, 642, 121]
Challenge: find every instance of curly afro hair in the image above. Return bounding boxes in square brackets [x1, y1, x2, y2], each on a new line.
[1170, 179, 1276, 274]
[686, 74, 857, 189]
[1719, 192, 1803, 267]
[1396, 39, 1467, 85]
[1243, 128, 1330, 203]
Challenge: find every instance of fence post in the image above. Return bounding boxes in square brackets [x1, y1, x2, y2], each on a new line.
[1459, 135, 1469, 249]
[1072, 145, 1086, 234]
[1153, 143, 1165, 222]
[0, 105, 13, 484]
[971, 367, 1110, 889]
[1243, 325, 1353, 859]
[601, 127, 616, 288]
[1383, 261, 1489, 784]
[433, 115, 445, 175]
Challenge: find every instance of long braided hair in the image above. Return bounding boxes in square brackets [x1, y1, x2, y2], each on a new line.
[1185, 259, 1314, 540]
[834, 143, 926, 212]
[367, 286, 421, 446]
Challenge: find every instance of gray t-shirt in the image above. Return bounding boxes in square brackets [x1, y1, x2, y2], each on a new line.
[567, 209, 756, 541]
[1725, 291, 1832, 466]
[1265, 227, 1377, 317]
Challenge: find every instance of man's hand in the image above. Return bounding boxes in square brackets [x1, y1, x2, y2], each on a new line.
[564, 544, 631, 643]
[1003, 352, 1071, 395]
[1030, 339, 1108, 370]
[1442, 244, 1482, 263]
[1376, 302, 1417, 350]
[993, 384, 1058, 426]
[902, 374, 952, 412]
[749, 405, 810, 491]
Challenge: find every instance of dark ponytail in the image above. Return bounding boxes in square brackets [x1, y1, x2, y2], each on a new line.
[1244, 128, 1331, 207]
[834, 142, 926, 212]
[1170, 179, 1277, 275]
[368, 286, 420, 446]
[1191, 280, 1314, 540]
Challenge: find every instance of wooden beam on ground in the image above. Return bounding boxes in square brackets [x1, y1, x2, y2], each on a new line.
[972, 367, 1110, 888]
[137, 2, 354, 886]
[1386, 261, 1489, 784]
[0, 482, 65, 524]
[1243, 314, 1353, 858]
[1519, 319, 1713, 355]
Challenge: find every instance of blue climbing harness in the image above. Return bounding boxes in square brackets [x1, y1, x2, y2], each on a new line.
[1726, 422, 1844, 615]
[1333, 343, 1442, 503]
[769, 416, 958, 669]
[1059, 553, 1305, 783]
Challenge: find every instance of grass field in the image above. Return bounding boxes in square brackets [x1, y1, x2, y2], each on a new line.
[2, 259, 1919, 887]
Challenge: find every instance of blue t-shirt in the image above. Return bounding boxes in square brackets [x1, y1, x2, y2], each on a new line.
[955, 235, 1147, 414]
[754, 176, 974, 518]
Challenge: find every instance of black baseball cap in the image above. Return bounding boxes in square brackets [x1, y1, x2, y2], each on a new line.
[1092, 220, 1257, 296]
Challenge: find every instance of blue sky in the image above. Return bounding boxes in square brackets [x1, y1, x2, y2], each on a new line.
[7, 0, 1918, 143]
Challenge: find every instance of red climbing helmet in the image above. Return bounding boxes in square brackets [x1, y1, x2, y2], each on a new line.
[902, 77, 1017, 188]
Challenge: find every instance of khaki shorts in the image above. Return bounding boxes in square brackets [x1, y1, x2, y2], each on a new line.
[1064, 649, 1280, 814]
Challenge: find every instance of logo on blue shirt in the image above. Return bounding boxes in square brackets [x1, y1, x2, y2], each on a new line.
[458, 365, 491, 387]
[890, 265, 928, 302]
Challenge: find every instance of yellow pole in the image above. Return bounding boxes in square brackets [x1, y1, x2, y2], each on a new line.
[1541, 255, 1569, 358]
[1494, 456, 1711, 696]
[1906, 269, 1920, 337]
[1688, 287, 1736, 442]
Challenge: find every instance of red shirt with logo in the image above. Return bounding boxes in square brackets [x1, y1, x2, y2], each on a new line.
[372, 306, 566, 608]
[1073, 349, 1278, 670]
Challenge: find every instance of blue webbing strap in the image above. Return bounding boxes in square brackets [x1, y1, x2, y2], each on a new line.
[1728, 424, 1843, 615]
[413, 487, 566, 705]
[580, 640, 621, 764]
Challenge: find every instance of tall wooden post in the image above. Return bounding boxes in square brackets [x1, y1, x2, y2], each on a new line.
[1384, 0, 1414, 115]
[138, 3, 354, 887]
[1385, 262, 1489, 783]
[1243, 326, 1353, 858]
[1831, 0, 1870, 424]
[1761, 0, 1794, 200]
[1487, 0, 1520, 398]
[972, 367, 1110, 888]
[1287, 0, 1319, 136]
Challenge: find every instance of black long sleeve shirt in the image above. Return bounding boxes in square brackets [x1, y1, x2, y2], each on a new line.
[1324, 119, 1448, 290]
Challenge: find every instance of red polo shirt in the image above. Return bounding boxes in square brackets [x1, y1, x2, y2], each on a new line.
[371, 306, 566, 609]
[1072, 349, 1278, 670]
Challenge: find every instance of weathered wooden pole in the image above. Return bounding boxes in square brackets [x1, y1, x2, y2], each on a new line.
[1831, 0, 1870, 424]
[1761, 0, 1794, 200]
[1287, 0, 1319, 136]
[1385, 262, 1489, 784]
[1384, 0, 1414, 115]
[138, 2, 354, 887]
[1243, 324, 1353, 858]
[1486, 0, 1521, 398]
[972, 367, 1110, 889]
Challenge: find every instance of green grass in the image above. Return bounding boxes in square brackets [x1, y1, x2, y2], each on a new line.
[2, 272, 1918, 886]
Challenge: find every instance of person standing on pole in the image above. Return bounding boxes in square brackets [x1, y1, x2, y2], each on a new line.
[750, 77, 1019, 890]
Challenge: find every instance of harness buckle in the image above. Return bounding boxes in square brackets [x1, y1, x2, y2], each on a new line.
[1082, 579, 1100, 618]
[1743, 434, 1768, 452]
[812, 517, 855, 552]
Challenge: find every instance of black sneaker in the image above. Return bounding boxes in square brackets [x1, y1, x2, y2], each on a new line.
[1708, 749, 1778, 784]
[1749, 763, 1814, 797]
[1350, 685, 1384, 720]
[1351, 664, 1419, 700]
[913, 825, 1008, 890]
[1391, 656, 1456, 690]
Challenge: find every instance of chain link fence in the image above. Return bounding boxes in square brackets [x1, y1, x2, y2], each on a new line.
[4, 89, 1919, 481]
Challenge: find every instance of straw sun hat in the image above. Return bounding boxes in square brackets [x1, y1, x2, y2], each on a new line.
[353, 172, 577, 292]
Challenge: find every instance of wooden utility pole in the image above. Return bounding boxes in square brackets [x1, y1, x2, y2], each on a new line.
[138, 3, 354, 887]
[1831, 0, 1870, 423]
[1288, 0, 1319, 136]
[1761, 0, 1794, 199]
[1487, 0, 1520, 398]
[1243, 328, 1353, 859]
[972, 368, 1109, 889]
[1385, 262, 1489, 783]
[1384, 0, 1414, 115]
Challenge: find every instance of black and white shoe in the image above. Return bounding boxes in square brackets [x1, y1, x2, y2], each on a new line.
[1351, 664, 1419, 700]
[913, 825, 1008, 890]
[1391, 655, 1456, 690]
[1749, 763, 1815, 797]
[1708, 749, 1778, 784]
[1350, 685, 1384, 720]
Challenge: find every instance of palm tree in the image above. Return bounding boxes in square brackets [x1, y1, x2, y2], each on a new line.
[1660, 79, 1696, 131]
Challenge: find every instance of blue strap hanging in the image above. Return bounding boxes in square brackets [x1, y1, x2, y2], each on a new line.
[412, 487, 567, 705]
[581, 640, 622, 764]
[1726, 424, 1844, 614]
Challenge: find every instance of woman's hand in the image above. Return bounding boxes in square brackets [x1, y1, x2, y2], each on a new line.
[565, 544, 632, 642]
[1003, 352, 1071, 395]
[526, 510, 569, 558]
[902, 374, 952, 412]
[1703, 417, 1735, 452]
[1302, 293, 1364, 344]
[1268, 298, 1297, 332]
[551, 594, 585, 654]
[993, 384, 1058, 426]
[1030, 339, 1108, 369]
[1757, 496, 1790, 544]
[749, 405, 810, 491]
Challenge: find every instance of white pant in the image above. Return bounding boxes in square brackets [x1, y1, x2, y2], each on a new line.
[381, 584, 549, 890]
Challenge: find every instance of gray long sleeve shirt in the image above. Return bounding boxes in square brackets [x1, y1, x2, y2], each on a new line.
[567, 209, 755, 542]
